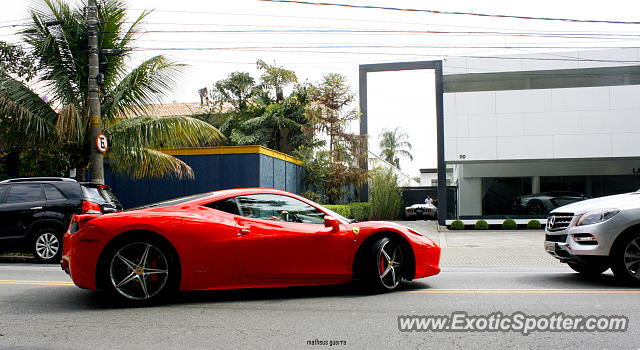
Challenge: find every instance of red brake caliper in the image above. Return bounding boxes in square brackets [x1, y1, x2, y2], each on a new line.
[379, 254, 386, 275]
[150, 261, 158, 282]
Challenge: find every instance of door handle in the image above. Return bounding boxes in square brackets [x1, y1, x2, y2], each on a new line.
[30, 206, 43, 210]
[237, 227, 251, 236]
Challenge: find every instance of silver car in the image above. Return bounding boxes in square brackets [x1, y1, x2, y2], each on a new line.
[545, 190, 640, 284]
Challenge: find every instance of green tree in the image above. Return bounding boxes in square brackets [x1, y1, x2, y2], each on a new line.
[300, 73, 368, 204]
[0, 40, 42, 177]
[0, 0, 223, 180]
[198, 63, 316, 155]
[378, 127, 413, 169]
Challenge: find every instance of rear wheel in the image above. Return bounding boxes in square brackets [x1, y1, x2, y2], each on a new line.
[611, 234, 640, 286]
[102, 238, 177, 303]
[32, 227, 63, 263]
[362, 237, 405, 292]
[567, 262, 609, 276]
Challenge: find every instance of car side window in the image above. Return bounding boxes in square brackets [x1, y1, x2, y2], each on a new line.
[204, 198, 241, 215]
[236, 194, 325, 224]
[0, 185, 7, 203]
[5, 184, 44, 203]
[44, 184, 66, 200]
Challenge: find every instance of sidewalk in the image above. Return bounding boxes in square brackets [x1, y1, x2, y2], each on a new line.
[393, 220, 562, 267]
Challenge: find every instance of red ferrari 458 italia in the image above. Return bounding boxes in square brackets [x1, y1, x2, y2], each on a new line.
[61, 188, 440, 303]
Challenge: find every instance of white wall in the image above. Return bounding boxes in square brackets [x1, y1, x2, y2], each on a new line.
[444, 84, 640, 162]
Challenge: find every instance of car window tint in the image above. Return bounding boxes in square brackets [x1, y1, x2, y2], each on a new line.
[6, 184, 44, 203]
[44, 184, 66, 200]
[236, 194, 325, 224]
[0, 185, 7, 202]
[204, 198, 240, 215]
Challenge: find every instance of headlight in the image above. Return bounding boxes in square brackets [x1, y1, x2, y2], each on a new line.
[576, 209, 619, 226]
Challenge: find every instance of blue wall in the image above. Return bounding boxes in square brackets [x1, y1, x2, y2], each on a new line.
[105, 152, 302, 209]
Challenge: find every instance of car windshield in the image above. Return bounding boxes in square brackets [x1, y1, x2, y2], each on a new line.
[82, 185, 120, 205]
[301, 198, 352, 224]
[128, 193, 211, 211]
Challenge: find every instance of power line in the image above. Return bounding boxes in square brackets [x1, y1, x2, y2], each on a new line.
[130, 46, 640, 64]
[103, 28, 640, 41]
[258, 0, 640, 25]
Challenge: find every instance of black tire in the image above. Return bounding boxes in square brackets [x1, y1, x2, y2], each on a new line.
[361, 237, 405, 292]
[610, 233, 640, 286]
[100, 237, 179, 304]
[31, 226, 63, 264]
[567, 262, 609, 277]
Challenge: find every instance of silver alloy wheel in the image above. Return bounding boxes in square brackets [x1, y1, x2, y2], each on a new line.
[377, 240, 403, 289]
[35, 232, 59, 260]
[109, 242, 169, 300]
[623, 237, 640, 279]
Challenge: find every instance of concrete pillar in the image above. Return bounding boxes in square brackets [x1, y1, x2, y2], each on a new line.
[532, 176, 540, 194]
[458, 176, 483, 216]
[585, 176, 593, 197]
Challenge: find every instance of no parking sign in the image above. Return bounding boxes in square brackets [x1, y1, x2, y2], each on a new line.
[96, 133, 108, 153]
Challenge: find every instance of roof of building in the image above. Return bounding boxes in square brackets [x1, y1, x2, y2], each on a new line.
[133, 102, 207, 117]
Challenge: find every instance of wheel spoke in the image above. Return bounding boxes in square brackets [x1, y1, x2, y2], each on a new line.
[138, 276, 149, 299]
[380, 266, 392, 278]
[381, 249, 391, 263]
[144, 268, 168, 276]
[115, 272, 137, 288]
[629, 240, 640, 253]
[139, 244, 151, 267]
[391, 267, 397, 285]
[116, 253, 137, 271]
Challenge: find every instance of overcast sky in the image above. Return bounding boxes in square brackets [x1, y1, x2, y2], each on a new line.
[2, 0, 640, 176]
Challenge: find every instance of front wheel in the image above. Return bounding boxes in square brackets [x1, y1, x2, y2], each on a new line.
[103, 239, 177, 303]
[32, 227, 63, 263]
[567, 262, 609, 276]
[611, 234, 640, 286]
[362, 237, 405, 292]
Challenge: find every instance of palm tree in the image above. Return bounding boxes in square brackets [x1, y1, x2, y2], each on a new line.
[0, 0, 223, 179]
[379, 127, 413, 169]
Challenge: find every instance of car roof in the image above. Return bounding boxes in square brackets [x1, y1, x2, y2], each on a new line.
[0, 177, 77, 183]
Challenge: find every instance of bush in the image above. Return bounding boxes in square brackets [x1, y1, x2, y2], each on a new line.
[324, 202, 372, 221]
[527, 220, 542, 229]
[370, 168, 404, 220]
[475, 220, 489, 230]
[502, 219, 517, 230]
[450, 220, 465, 230]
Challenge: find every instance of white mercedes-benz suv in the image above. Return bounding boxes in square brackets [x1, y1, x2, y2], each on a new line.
[545, 190, 640, 284]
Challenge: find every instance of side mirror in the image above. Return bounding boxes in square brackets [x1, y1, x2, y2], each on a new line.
[324, 215, 340, 233]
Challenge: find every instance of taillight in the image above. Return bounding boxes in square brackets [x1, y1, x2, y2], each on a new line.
[68, 214, 101, 234]
[82, 201, 102, 214]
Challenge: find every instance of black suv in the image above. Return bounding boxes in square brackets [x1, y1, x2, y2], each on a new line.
[0, 177, 122, 263]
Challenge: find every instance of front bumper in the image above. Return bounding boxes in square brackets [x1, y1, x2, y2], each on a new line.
[544, 215, 622, 262]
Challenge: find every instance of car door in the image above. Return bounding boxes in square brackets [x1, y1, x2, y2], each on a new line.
[0, 184, 45, 238]
[233, 194, 354, 281]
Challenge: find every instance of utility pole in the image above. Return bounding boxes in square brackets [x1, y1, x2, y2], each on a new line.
[87, 0, 105, 184]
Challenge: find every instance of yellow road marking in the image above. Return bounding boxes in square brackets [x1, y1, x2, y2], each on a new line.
[405, 288, 640, 294]
[0, 280, 74, 286]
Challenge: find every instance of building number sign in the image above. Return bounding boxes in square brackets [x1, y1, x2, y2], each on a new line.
[96, 133, 108, 154]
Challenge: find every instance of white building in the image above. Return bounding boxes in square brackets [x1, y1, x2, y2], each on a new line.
[443, 48, 640, 220]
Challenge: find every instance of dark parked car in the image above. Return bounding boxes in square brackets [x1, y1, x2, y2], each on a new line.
[0, 177, 122, 263]
[513, 191, 589, 215]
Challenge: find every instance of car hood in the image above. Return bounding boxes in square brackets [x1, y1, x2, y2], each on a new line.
[552, 192, 640, 215]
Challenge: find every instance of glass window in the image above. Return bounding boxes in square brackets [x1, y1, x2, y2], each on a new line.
[0, 185, 7, 202]
[6, 184, 44, 203]
[236, 194, 325, 224]
[204, 198, 240, 215]
[44, 184, 66, 200]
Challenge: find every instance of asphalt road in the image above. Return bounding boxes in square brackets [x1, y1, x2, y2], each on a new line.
[0, 224, 638, 349]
